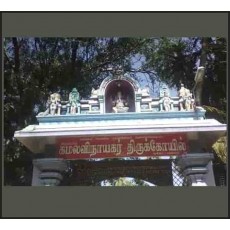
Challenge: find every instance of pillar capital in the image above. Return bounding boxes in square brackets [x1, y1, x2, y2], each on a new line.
[135, 93, 142, 101]
[176, 153, 214, 170]
[33, 158, 68, 172]
[39, 172, 64, 186]
[176, 153, 215, 186]
[32, 158, 68, 186]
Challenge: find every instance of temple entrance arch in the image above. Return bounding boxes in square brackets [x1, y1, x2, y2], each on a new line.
[14, 68, 226, 187]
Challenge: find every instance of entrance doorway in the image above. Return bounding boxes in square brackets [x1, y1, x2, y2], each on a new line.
[67, 159, 174, 186]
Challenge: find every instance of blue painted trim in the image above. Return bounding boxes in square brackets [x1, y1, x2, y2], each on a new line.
[36, 110, 206, 123]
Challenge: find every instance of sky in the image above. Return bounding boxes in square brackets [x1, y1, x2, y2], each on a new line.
[131, 54, 178, 97]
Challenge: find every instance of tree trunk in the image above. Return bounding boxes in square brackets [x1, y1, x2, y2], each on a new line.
[194, 38, 208, 106]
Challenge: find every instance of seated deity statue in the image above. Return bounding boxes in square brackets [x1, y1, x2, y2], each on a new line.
[178, 83, 191, 111]
[49, 93, 62, 115]
[185, 93, 195, 111]
[162, 92, 172, 111]
[159, 91, 173, 111]
[112, 91, 129, 113]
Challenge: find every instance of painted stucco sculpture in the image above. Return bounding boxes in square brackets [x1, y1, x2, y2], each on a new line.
[159, 85, 174, 112]
[178, 83, 195, 111]
[112, 91, 129, 113]
[67, 88, 80, 114]
[49, 93, 62, 115]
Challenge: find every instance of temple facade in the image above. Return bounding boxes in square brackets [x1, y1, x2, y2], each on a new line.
[14, 73, 226, 186]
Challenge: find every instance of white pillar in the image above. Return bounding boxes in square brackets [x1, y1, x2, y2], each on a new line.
[98, 95, 104, 114]
[32, 164, 41, 186]
[183, 167, 208, 186]
[32, 158, 68, 186]
[189, 174, 207, 186]
[39, 172, 64, 186]
[205, 161, 216, 186]
[135, 93, 142, 112]
[176, 153, 215, 186]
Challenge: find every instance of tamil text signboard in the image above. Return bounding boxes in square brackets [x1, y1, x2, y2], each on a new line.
[57, 133, 187, 160]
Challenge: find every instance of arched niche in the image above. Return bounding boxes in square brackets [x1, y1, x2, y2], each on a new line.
[99, 75, 140, 113]
[105, 79, 135, 113]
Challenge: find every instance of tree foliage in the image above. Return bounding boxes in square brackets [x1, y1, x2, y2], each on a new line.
[4, 37, 227, 185]
[142, 37, 226, 109]
[212, 136, 227, 164]
[101, 177, 152, 186]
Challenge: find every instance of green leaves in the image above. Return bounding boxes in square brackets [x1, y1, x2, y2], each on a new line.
[102, 177, 151, 186]
[203, 105, 226, 123]
[212, 136, 227, 164]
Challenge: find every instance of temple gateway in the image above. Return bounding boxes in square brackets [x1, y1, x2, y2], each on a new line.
[14, 73, 226, 186]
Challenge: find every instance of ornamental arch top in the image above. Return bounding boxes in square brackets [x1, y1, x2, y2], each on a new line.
[36, 73, 200, 116]
[99, 74, 141, 94]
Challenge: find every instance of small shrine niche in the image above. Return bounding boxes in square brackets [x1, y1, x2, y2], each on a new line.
[104, 80, 135, 113]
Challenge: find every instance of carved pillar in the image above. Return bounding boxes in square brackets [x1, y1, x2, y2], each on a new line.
[205, 161, 216, 186]
[32, 158, 68, 186]
[66, 103, 70, 114]
[77, 102, 81, 114]
[176, 153, 215, 186]
[159, 99, 163, 111]
[57, 103, 62, 115]
[135, 93, 142, 113]
[170, 101, 174, 111]
[183, 167, 208, 186]
[98, 95, 104, 114]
